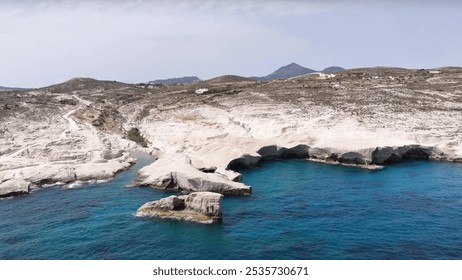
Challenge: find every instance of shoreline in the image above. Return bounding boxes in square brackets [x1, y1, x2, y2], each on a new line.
[2, 67, 462, 199]
[2, 144, 458, 198]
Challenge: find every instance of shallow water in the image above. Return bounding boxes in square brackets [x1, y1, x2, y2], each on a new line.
[1, 158, 461, 259]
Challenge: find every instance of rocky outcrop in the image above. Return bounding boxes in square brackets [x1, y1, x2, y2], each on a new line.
[263, 144, 444, 166]
[0, 179, 30, 198]
[371, 145, 443, 164]
[226, 144, 445, 173]
[257, 145, 287, 160]
[256, 144, 310, 160]
[227, 153, 261, 169]
[136, 192, 223, 224]
[215, 168, 242, 182]
[338, 152, 367, 165]
[0, 155, 134, 187]
[372, 146, 403, 164]
[173, 171, 250, 195]
[137, 154, 251, 195]
[282, 144, 310, 159]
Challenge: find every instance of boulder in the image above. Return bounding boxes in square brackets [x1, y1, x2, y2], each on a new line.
[372, 146, 402, 164]
[282, 144, 310, 159]
[226, 153, 261, 170]
[338, 151, 367, 164]
[136, 192, 223, 224]
[308, 147, 335, 160]
[0, 179, 30, 198]
[257, 145, 287, 160]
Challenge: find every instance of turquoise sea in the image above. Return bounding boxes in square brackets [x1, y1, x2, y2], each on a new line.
[1, 156, 461, 259]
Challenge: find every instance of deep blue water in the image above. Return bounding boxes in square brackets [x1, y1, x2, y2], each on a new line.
[1, 157, 462, 260]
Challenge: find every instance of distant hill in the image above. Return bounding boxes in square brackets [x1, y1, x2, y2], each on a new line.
[0, 86, 27, 91]
[251, 63, 316, 81]
[147, 64, 345, 85]
[148, 76, 200, 85]
[322, 66, 345, 73]
[206, 75, 255, 84]
[43, 77, 127, 93]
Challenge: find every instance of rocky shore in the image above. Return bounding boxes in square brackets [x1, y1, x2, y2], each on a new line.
[1, 68, 462, 222]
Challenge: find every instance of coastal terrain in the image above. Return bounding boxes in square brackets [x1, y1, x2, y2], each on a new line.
[1, 65, 462, 221]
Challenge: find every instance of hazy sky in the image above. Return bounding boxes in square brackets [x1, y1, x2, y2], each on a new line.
[1, 0, 461, 87]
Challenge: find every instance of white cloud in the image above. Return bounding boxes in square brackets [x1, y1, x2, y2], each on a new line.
[0, 0, 353, 17]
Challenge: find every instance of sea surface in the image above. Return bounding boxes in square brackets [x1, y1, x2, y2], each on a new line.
[1, 157, 462, 260]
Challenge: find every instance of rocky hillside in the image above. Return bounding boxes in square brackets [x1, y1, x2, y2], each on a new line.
[148, 76, 200, 85]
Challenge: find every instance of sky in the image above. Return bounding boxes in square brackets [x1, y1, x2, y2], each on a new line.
[0, 0, 461, 88]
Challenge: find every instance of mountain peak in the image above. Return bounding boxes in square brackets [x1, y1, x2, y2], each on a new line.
[286, 62, 301, 67]
[275, 62, 306, 71]
[265, 63, 316, 80]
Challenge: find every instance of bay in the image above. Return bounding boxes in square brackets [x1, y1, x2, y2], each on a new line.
[1, 158, 461, 260]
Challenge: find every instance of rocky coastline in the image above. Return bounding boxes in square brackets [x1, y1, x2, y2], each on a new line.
[1, 68, 462, 222]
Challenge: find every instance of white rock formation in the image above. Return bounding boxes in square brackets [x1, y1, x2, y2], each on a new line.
[0, 93, 135, 197]
[0, 179, 30, 198]
[136, 192, 223, 223]
[136, 154, 251, 195]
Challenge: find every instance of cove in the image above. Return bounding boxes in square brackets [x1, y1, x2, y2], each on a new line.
[0, 158, 461, 259]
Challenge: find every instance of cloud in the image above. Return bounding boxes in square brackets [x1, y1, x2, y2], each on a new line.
[0, 0, 353, 17]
